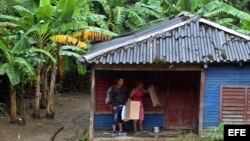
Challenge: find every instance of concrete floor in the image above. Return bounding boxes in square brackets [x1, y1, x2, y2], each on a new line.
[93, 129, 191, 141]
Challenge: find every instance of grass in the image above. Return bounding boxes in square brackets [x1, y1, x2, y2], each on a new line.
[176, 123, 224, 141]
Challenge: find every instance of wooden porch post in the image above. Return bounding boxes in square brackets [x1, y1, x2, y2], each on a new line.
[198, 68, 205, 134]
[89, 68, 95, 140]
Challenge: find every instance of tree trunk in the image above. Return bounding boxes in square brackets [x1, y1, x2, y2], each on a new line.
[46, 63, 57, 119]
[29, 83, 32, 108]
[10, 85, 17, 123]
[20, 82, 26, 124]
[40, 66, 49, 109]
[32, 63, 42, 118]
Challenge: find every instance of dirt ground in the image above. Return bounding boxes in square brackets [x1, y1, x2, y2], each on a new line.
[0, 93, 90, 141]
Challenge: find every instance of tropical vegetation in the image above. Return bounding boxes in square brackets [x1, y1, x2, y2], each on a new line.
[0, 0, 249, 128]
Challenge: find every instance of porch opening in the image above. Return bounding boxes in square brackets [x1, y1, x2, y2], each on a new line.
[93, 70, 201, 137]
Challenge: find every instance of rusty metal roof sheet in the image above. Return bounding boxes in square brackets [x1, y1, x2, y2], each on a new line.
[80, 13, 250, 64]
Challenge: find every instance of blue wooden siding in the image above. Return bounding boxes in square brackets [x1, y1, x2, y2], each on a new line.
[94, 114, 164, 129]
[203, 64, 250, 128]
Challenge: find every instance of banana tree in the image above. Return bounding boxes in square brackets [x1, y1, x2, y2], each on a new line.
[44, 0, 117, 118]
[161, 0, 250, 35]
[197, 0, 250, 35]
[0, 41, 35, 123]
[93, 0, 163, 34]
[2, 0, 117, 119]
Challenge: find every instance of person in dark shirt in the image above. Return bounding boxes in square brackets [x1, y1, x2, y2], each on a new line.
[108, 78, 129, 137]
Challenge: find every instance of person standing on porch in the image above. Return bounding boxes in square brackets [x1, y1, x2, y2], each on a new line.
[108, 78, 129, 137]
[130, 81, 148, 134]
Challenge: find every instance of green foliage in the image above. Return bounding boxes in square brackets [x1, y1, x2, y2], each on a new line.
[160, 0, 250, 35]
[57, 0, 76, 21]
[176, 123, 225, 141]
[14, 57, 35, 75]
[176, 132, 209, 141]
[0, 0, 8, 14]
[40, 0, 51, 7]
[197, 0, 250, 35]
[51, 21, 88, 34]
[0, 63, 21, 85]
[28, 47, 56, 63]
[76, 61, 86, 75]
[35, 4, 53, 21]
[94, 0, 163, 34]
[113, 7, 126, 25]
[22, 0, 39, 13]
[11, 34, 30, 55]
[13, 5, 33, 17]
[74, 129, 89, 141]
[0, 41, 35, 85]
[59, 45, 86, 58]
[203, 123, 224, 141]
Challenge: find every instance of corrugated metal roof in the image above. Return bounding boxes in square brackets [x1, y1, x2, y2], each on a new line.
[80, 14, 250, 64]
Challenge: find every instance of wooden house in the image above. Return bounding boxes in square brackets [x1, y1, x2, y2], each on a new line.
[79, 12, 250, 140]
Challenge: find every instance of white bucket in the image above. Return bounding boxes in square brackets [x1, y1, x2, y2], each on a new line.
[153, 126, 160, 133]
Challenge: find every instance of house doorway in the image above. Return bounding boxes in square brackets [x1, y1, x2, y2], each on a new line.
[166, 71, 200, 129]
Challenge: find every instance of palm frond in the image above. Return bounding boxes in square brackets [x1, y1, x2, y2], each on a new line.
[2, 63, 20, 85]
[113, 6, 126, 25]
[60, 45, 86, 54]
[59, 50, 80, 58]
[203, 9, 223, 18]
[39, 0, 51, 7]
[85, 13, 106, 22]
[28, 47, 56, 63]
[73, 0, 90, 17]
[240, 20, 250, 30]
[13, 5, 33, 17]
[96, 19, 109, 30]
[22, 0, 39, 13]
[112, 24, 123, 34]
[136, 4, 161, 18]
[61, 56, 72, 72]
[0, 14, 20, 22]
[0, 22, 19, 28]
[124, 20, 138, 31]
[95, 0, 111, 16]
[35, 4, 53, 21]
[126, 10, 145, 27]
[198, 1, 250, 21]
[14, 57, 35, 76]
[143, 0, 162, 12]
[216, 18, 235, 25]
[11, 34, 30, 55]
[57, 0, 76, 21]
[0, 42, 12, 63]
[75, 60, 86, 75]
[51, 21, 88, 34]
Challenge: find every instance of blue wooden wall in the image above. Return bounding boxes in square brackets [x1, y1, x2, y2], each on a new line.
[203, 64, 250, 128]
[94, 114, 164, 130]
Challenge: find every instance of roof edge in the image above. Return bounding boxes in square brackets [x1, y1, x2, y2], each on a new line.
[199, 18, 250, 40]
[83, 17, 196, 61]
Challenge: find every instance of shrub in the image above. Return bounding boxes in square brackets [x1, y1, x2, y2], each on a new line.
[202, 123, 224, 141]
[176, 132, 210, 141]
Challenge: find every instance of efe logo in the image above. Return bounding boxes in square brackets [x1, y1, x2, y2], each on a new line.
[228, 129, 246, 136]
[224, 125, 250, 141]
